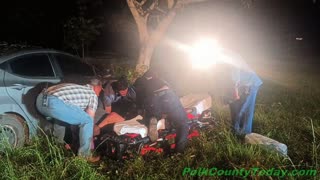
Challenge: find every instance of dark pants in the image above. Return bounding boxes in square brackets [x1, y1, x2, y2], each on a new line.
[147, 89, 189, 153]
[230, 99, 245, 133]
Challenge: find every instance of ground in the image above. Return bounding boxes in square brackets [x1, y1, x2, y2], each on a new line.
[0, 57, 319, 180]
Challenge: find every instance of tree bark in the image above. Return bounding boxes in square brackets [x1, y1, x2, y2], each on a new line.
[136, 10, 177, 73]
[127, 0, 150, 74]
[127, 0, 199, 74]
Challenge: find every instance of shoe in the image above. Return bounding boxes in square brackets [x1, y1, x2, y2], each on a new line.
[148, 117, 158, 142]
[86, 155, 101, 163]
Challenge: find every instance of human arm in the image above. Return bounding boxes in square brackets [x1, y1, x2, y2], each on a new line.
[98, 112, 125, 128]
[233, 82, 240, 100]
[99, 85, 114, 113]
[231, 66, 241, 101]
[86, 95, 99, 136]
[86, 108, 96, 119]
[133, 77, 146, 110]
[105, 106, 112, 114]
[86, 95, 98, 119]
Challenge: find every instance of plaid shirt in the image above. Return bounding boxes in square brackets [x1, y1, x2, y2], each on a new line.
[45, 83, 98, 112]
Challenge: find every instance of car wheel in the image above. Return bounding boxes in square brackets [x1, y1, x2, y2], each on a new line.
[0, 114, 28, 148]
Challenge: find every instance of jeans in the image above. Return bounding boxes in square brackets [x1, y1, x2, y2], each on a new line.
[36, 93, 93, 157]
[149, 90, 189, 153]
[232, 86, 260, 134]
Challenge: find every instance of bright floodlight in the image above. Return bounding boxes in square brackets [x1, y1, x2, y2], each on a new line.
[189, 39, 222, 69]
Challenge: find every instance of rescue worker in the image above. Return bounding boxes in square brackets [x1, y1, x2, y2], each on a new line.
[215, 50, 263, 135]
[133, 69, 189, 153]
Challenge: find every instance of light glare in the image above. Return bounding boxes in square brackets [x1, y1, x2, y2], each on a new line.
[190, 39, 222, 69]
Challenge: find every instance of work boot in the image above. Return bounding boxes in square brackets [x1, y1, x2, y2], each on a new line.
[86, 155, 101, 163]
[148, 117, 158, 142]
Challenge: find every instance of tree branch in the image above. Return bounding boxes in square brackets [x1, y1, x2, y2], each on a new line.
[148, 0, 158, 11]
[138, 0, 148, 6]
[132, 0, 147, 16]
[148, 9, 177, 46]
[127, 0, 149, 42]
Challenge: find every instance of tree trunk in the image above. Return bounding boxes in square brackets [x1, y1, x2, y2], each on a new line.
[135, 41, 155, 74]
[127, 0, 187, 75]
[135, 11, 177, 74]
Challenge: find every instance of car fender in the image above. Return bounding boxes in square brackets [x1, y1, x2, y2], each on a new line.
[0, 103, 37, 139]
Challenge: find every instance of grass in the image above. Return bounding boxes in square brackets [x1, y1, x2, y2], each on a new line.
[0, 60, 319, 179]
[0, 136, 104, 180]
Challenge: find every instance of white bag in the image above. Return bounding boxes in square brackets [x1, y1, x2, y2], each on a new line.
[245, 133, 288, 156]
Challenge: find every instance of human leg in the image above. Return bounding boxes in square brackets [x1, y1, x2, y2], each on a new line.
[37, 95, 94, 157]
[243, 87, 259, 134]
[229, 100, 242, 133]
[163, 91, 189, 153]
[144, 95, 161, 141]
[36, 93, 67, 143]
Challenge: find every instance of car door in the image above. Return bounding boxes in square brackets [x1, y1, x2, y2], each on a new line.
[0, 63, 18, 114]
[51, 53, 96, 84]
[3, 53, 61, 132]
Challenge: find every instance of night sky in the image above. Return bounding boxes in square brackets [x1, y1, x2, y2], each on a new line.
[0, 0, 319, 61]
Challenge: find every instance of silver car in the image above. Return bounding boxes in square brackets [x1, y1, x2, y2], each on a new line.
[0, 49, 96, 148]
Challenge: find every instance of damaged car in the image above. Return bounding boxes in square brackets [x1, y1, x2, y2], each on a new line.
[0, 49, 96, 148]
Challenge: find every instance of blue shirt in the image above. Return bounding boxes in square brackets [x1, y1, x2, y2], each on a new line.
[220, 49, 263, 87]
[100, 82, 136, 108]
[232, 69, 263, 87]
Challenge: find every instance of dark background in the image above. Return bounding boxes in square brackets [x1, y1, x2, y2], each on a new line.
[0, 0, 319, 61]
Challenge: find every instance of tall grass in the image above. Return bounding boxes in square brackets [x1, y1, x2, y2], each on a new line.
[0, 134, 104, 180]
[0, 61, 319, 179]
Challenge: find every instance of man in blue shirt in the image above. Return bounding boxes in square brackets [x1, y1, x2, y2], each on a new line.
[94, 77, 137, 132]
[216, 50, 263, 135]
[100, 77, 137, 118]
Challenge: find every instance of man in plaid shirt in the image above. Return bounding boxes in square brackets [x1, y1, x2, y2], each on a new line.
[36, 83, 98, 160]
